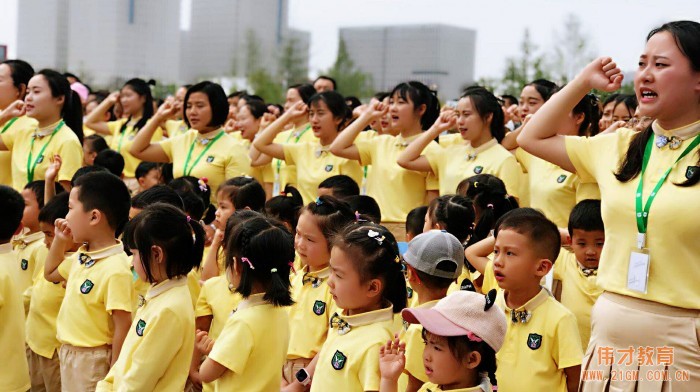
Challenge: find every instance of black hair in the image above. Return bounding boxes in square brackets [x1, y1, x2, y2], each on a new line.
[332, 223, 407, 313]
[73, 172, 131, 236]
[568, 199, 604, 236]
[405, 206, 428, 237]
[244, 99, 268, 120]
[526, 79, 559, 102]
[460, 86, 506, 143]
[602, 93, 620, 108]
[228, 90, 247, 99]
[88, 91, 117, 121]
[0, 185, 24, 241]
[217, 176, 266, 212]
[495, 208, 561, 262]
[240, 94, 264, 104]
[168, 176, 211, 213]
[131, 185, 184, 211]
[24, 180, 64, 209]
[427, 195, 475, 244]
[346, 195, 382, 223]
[500, 94, 518, 107]
[572, 93, 601, 136]
[317, 174, 360, 200]
[390, 81, 440, 130]
[1, 59, 34, 98]
[84, 134, 109, 154]
[124, 203, 205, 283]
[184, 81, 228, 129]
[119, 78, 154, 134]
[177, 190, 206, 221]
[373, 91, 390, 102]
[461, 174, 519, 246]
[36, 69, 84, 143]
[314, 75, 337, 90]
[308, 91, 351, 130]
[289, 84, 317, 104]
[612, 94, 637, 119]
[38, 191, 69, 224]
[225, 216, 294, 306]
[264, 185, 303, 233]
[70, 165, 108, 186]
[421, 329, 498, 387]
[225, 210, 263, 242]
[94, 149, 125, 177]
[616, 21, 700, 186]
[269, 103, 284, 116]
[62, 72, 81, 83]
[135, 161, 160, 180]
[345, 96, 362, 111]
[301, 195, 355, 250]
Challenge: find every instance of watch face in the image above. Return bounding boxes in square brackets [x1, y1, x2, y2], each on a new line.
[295, 369, 307, 383]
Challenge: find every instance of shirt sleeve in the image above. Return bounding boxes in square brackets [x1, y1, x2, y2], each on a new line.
[226, 143, 252, 179]
[356, 139, 373, 167]
[553, 310, 584, 369]
[0, 127, 18, 149]
[159, 136, 175, 161]
[57, 257, 74, 280]
[283, 143, 302, 166]
[56, 137, 84, 184]
[497, 155, 523, 199]
[553, 250, 567, 281]
[423, 145, 444, 179]
[403, 326, 428, 382]
[104, 269, 134, 313]
[195, 283, 213, 318]
[358, 342, 383, 391]
[564, 132, 626, 184]
[515, 147, 531, 173]
[575, 181, 601, 202]
[208, 317, 254, 374]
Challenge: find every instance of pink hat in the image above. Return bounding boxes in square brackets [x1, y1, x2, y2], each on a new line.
[401, 290, 507, 352]
[70, 82, 89, 103]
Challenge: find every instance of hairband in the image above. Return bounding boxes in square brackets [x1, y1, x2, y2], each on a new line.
[186, 215, 191, 222]
[288, 262, 295, 274]
[486, 204, 494, 209]
[241, 257, 255, 270]
[355, 211, 361, 222]
[394, 255, 400, 264]
[368, 229, 385, 245]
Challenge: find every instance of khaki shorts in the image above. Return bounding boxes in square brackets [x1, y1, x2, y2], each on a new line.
[28, 347, 61, 392]
[58, 344, 111, 392]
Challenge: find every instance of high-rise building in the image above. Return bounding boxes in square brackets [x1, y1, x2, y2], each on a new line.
[339, 24, 476, 100]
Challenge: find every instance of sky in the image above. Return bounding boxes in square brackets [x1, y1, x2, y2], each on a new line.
[1, 0, 698, 79]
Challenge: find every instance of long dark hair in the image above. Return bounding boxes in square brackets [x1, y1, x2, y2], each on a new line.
[119, 78, 154, 134]
[1, 59, 34, 100]
[461, 86, 506, 143]
[36, 69, 83, 143]
[615, 21, 700, 186]
[390, 81, 441, 130]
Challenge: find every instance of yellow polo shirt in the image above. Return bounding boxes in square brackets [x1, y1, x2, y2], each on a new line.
[26, 252, 70, 359]
[231, 133, 275, 186]
[1, 121, 82, 191]
[0, 243, 31, 392]
[425, 138, 522, 197]
[495, 288, 583, 392]
[418, 383, 483, 392]
[0, 116, 38, 187]
[399, 300, 440, 384]
[553, 249, 602, 349]
[283, 142, 363, 204]
[195, 275, 243, 339]
[566, 127, 700, 309]
[516, 148, 600, 227]
[437, 132, 462, 147]
[108, 119, 164, 178]
[164, 119, 189, 138]
[287, 266, 336, 360]
[273, 124, 317, 193]
[97, 278, 194, 392]
[208, 294, 289, 392]
[12, 231, 46, 309]
[356, 134, 439, 222]
[56, 242, 134, 347]
[160, 129, 250, 205]
[311, 304, 395, 392]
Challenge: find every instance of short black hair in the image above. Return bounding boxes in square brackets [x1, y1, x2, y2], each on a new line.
[135, 161, 160, 180]
[427, 195, 475, 243]
[405, 206, 428, 237]
[289, 84, 317, 104]
[94, 149, 125, 177]
[84, 134, 109, 154]
[0, 185, 24, 242]
[168, 176, 211, 211]
[71, 165, 108, 186]
[314, 75, 337, 90]
[264, 185, 303, 232]
[177, 190, 206, 221]
[131, 185, 184, 211]
[184, 81, 229, 128]
[74, 172, 131, 235]
[318, 175, 359, 200]
[568, 199, 604, 236]
[414, 268, 455, 290]
[218, 176, 266, 212]
[495, 208, 561, 262]
[346, 195, 381, 223]
[39, 192, 70, 224]
[500, 94, 518, 107]
[24, 180, 64, 209]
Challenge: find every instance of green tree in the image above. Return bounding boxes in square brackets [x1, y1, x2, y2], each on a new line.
[551, 14, 595, 84]
[278, 36, 309, 86]
[325, 38, 374, 99]
[500, 29, 551, 95]
[244, 29, 284, 102]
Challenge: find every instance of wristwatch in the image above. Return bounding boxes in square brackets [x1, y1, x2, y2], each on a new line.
[295, 368, 311, 386]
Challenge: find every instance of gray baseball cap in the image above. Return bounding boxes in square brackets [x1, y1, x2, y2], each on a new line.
[403, 230, 464, 279]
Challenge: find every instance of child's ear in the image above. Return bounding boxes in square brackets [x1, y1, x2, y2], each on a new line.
[89, 209, 102, 226]
[151, 245, 164, 264]
[137, 177, 146, 188]
[463, 350, 482, 370]
[406, 265, 420, 285]
[535, 258, 553, 277]
[366, 278, 383, 299]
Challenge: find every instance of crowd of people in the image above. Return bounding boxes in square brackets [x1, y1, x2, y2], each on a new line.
[0, 19, 698, 392]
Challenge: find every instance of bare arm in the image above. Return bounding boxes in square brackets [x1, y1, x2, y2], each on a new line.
[200, 230, 223, 281]
[330, 100, 387, 161]
[564, 365, 581, 392]
[110, 309, 132, 366]
[0, 100, 26, 150]
[465, 236, 496, 274]
[129, 100, 177, 162]
[396, 112, 455, 173]
[85, 91, 120, 136]
[253, 101, 308, 160]
[44, 218, 71, 282]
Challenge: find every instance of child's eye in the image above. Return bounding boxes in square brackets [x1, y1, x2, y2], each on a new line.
[506, 251, 514, 256]
[493, 249, 499, 255]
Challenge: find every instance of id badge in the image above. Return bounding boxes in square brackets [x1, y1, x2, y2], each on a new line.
[273, 171, 280, 196]
[627, 248, 650, 294]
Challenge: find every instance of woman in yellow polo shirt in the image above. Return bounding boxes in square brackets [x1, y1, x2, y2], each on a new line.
[130, 81, 250, 206]
[398, 86, 523, 200]
[85, 78, 159, 182]
[254, 91, 362, 204]
[0, 69, 83, 191]
[518, 21, 700, 391]
[234, 99, 274, 198]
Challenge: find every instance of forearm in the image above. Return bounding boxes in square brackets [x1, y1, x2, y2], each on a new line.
[85, 100, 115, 135]
[44, 239, 68, 282]
[252, 115, 292, 159]
[330, 114, 370, 159]
[201, 244, 222, 281]
[129, 115, 163, 157]
[465, 236, 496, 274]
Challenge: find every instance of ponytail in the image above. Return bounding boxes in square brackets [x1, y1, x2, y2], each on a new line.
[64, 90, 84, 143]
[463, 174, 519, 246]
[390, 81, 440, 130]
[187, 217, 206, 271]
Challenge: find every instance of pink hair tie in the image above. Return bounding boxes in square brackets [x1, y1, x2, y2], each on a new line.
[466, 330, 483, 343]
[288, 261, 295, 274]
[486, 204, 494, 209]
[186, 215, 192, 223]
[241, 257, 255, 270]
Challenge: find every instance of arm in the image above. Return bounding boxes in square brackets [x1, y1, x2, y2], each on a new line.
[0, 100, 25, 150]
[330, 100, 387, 161]
[44, 155, 62, 204]
[253, 101, 308, 160]
[397, 112, 455, 173]
[517, 57, 623, 172]
[564, 365, 581, 392]
[110, 309, 132, 366]
[201, 230, 223, 281]
[378, 338, 406, 392]
[501, 114, 532, 151]
[128, 101, 176, 162]
[44, 218, 71, 282]
[195, 329, 227, 383]
[465, 236, 495, 274]
[85, 92, 120, 136]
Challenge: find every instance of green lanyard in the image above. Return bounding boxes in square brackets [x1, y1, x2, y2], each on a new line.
[276, 124, 311, 174]
[183, 131, 224, 176]
[27, 120, 64, 183]
[117, 124, 134, 154]
[1, 117, 18, 134]
[635, 134, 700, 246]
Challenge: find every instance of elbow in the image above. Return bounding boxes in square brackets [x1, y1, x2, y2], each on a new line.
[396, 157, 410, 169]
[515, 132, 530, 151]
[329, 145, 342, 156]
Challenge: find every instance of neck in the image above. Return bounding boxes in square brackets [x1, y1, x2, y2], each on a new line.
[293, 118, 307, 128]
[400, 122, 423, 138]
[307, 262, 328, 273]
[37, 115, 62, 129]
[24, 227, 39, 235]
[657, 114, 700, 131]
[504, 285, 541, 309]
[415, 286, 447, 305]
[85, 233, 118, 252]
[319, 132, 337, 147]
[131, 110, 143, 121]
[347, 299, 383, 316]
[470, 130, 493, 148]
[248, 281, 266, 297]
[197, 127, 218, 135]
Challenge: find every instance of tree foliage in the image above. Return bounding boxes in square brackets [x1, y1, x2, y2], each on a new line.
[325, 38, 374, 99]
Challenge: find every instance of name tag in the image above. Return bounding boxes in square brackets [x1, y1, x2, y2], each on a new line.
[627, 249, 650, 293]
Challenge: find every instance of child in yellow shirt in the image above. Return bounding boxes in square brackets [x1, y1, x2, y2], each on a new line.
[43, 172, 134, 391]
[97, 203, 205, 391]
[0, 185, 31, 392]
[196, 216, 294, 391]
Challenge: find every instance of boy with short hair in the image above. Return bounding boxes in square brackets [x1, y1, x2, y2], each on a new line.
[404, 206, 427, 243]
[492, 209, 582, 392]
[134, 161, 162, 194]
[0, 185, 31, 392]
[553, 199, 604, 349]
[94, 149, 125, 178]
[316, 174, 360, 200]
[400, 230, 465, 392]
[44, 172, 134, 391]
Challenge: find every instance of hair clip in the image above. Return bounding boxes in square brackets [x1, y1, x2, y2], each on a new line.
[367, 230, 385, 245]
[473, 181, 479, 188]
[285, 192, 293, 198]
[241, 257, 255, 270]
[466, 331, 483, 343]
[355, 211, 361, 222]
[186, 215, 192, 223]
[270, 268, 278, 273]
[198, 177, 209, 192]
[315, 197, 323, 206]
[394, 255, 400, 263]
[486, 204, 494, 209]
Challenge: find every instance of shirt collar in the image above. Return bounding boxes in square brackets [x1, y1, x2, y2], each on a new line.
[314, 143, 331, 157]
[395, 133, 422, 147]
[422, 383, 486, 392]
[33, 119, 63, 138]
[330, 302, 394, 335]
[499, 287, 551, 323]
[76, 241, 124, 267]
[576, 262, 598, 277]
[465, 138, 497, 160]
[652, 119, 700, 141]
[145, 277, 187, 301]
[303, 265, 330, 279]
[0, 242, 13, 254]
[12, 231, 44, 249]
[237, 293, 268, 311]
[196, 128, 224, 144]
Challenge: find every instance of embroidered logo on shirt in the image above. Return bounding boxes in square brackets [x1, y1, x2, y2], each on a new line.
[206, 155, 215, 163]
[325, 164, 334, 172]
[460, 278, 476, 292]
[473, 166, 483, 174]
[527, 333, 542, 350]
[686, 166, 699, 180]
[21, 259, 28, 270]
[36, 155, 44, 164]
[557, 174, 567, 183]
[406, 286, 413, 298]
[135, 319, 146, 336]
[313, 300, 327, 316]
[331, 350, 347, 370]
[137, 295, 146, 308]
[80, 279, 94, 294]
